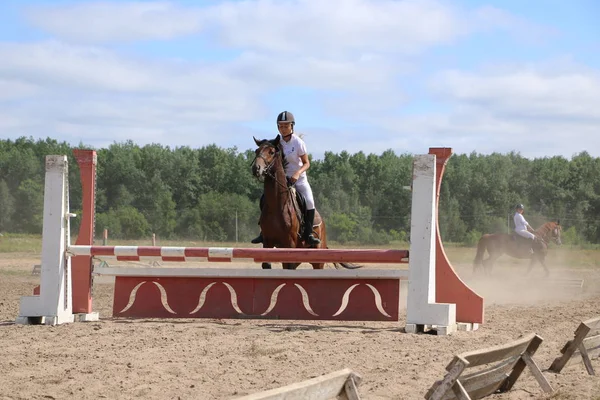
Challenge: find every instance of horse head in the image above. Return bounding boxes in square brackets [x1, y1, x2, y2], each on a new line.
[251, 135, 281, 180]
[539, 221, 562, 245]
[551, 220, 562, 245]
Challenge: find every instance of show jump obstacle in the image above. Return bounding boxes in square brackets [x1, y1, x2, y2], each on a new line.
[16, 148, 484, 335]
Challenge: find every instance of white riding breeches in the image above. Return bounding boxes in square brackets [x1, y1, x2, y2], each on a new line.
[515, 230, 535, 240]
[294, 177, 315, 210]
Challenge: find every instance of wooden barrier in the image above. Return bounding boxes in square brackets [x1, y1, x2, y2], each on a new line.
[425, 333, 553, 400]
[16, 148, 484, 334]
[235, 368, 362, 400]
[94, 267, 406, 321]
[549, 316, 600, 375]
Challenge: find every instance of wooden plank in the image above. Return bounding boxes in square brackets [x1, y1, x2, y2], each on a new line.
[427, 334, 550, 400]
[556, 337, 600, 370]
[521, 352, 554, 393]
[235, 369, 362, 400]
[425, 357, 467, 400]
[450, 381, 470, 400]
[502, 334, 544, 391]
[459, 357, 515, 397]
[94, 266, 408, 280]
[549, 321, 591, 373]
[584, 316, 600, 337]
[459, 334, 535, 368]
[579, 342, 595, 376]
[339, 376, 361, 400]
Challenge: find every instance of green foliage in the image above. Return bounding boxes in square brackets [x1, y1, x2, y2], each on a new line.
[0, 179, 15, 232]
[1, 137, 600, 246]
[96, 206, 151, 239]
[14, 179, 44, 233]
[464, 230, 483, 247]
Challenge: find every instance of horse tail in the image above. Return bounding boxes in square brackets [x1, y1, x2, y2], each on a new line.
[325, 245, 363, 269]
[473, 235, 487, 272]
[333, 262, 363, 270]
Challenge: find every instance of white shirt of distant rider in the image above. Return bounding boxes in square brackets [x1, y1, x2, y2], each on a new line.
[280, 134, 308, 181]
[513, 212, 531, 232]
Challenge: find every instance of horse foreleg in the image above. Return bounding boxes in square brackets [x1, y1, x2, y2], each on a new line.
[483, 254, 500, 276]
[311, 263, 325, 270]
[261, 240, 274, 269]
[526, 257, 535, 276]
[534, 255, 550, 278]
[262, 262, 272, 269]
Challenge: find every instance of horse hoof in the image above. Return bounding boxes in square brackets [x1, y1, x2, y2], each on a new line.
[262, 262, 271, 269]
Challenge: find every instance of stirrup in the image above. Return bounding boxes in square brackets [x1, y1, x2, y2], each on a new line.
[251, 233, 263, 244]
[306, 234, 321, 245]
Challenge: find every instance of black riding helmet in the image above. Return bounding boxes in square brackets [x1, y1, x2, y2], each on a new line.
[277, 111, 295, 126]
[515, 204, 524, 210]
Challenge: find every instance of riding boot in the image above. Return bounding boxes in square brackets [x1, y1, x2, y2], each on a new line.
[529, 237, 535, 254]
[250, 194, 266, 244]
[304, 209, 321, 245]
[251, 233, 263, 244]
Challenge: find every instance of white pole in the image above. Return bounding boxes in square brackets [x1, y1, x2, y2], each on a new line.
[17, 155, 74, 325]
[406, 154, 456, 334]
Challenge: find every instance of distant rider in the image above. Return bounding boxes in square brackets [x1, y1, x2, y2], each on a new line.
[513, 204, 536, 253]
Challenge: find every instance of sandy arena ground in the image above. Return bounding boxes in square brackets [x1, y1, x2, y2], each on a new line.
[1, 254, 599, 400]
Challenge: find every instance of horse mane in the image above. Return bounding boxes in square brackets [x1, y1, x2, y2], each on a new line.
[535, 221, 560, 238]
[262, 136, 288, 176]
[277, 142, 288, 172]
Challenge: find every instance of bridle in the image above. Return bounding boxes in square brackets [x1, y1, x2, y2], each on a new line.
[251, 143, 289, 190]
[536, 223, 562, 245]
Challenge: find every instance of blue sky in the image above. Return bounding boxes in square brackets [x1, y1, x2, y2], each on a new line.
[0, 0, 598, 159]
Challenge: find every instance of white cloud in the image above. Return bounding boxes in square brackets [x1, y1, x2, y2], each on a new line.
[25, 0, 472, 53]
[25, 2, 204, 43]
[470, 6, 559, 44]
[202, 0, 467, 55]
[430, 65, 600, 120]
[0, 79, 40, 100]
[4, 1, 595, 159]
[361, 64, 600, 158]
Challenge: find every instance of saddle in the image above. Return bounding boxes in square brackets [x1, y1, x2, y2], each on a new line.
[288, 185, 321, 238]
[510, 232, 543, 255]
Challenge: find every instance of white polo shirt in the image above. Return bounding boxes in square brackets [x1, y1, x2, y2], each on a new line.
[514, 212, 529, 231]
[280, 134, 308, 179]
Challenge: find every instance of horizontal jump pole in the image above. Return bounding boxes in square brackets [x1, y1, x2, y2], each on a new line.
[93, 267, 409, 279]
[68, 246, 409, 264]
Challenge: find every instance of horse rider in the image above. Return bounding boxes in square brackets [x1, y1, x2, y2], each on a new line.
[513, 204, 536, 253]
[251, 111, 321, 245]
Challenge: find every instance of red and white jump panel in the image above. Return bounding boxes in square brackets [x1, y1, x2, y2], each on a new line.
[94, 267, 408, 321]
[69, 245, 409, 264]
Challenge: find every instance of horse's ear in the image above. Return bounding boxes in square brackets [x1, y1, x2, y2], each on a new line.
[253, 136, 263, 147]
[557, 219, 560, 225]
[273, 135, 281, 146]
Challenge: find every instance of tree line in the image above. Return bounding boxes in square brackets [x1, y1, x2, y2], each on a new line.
[0, 137, 598, 246]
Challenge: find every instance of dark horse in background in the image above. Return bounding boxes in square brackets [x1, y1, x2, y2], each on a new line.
[250, 135, 359, 270]
[473, 221, 562, 277]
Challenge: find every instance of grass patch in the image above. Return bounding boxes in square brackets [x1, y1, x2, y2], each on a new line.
[0, 234, 43, 253]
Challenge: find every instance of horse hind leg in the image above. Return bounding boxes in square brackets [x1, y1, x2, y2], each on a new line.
[483, 254, 500, 276]
[529, 255, 550, 278]
[283, 262, 300, 270]
[261, 240, 275, 269]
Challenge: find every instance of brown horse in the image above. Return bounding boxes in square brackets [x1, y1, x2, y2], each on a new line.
[473, 221, 562, 277]
[250, 135, 358, 270]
